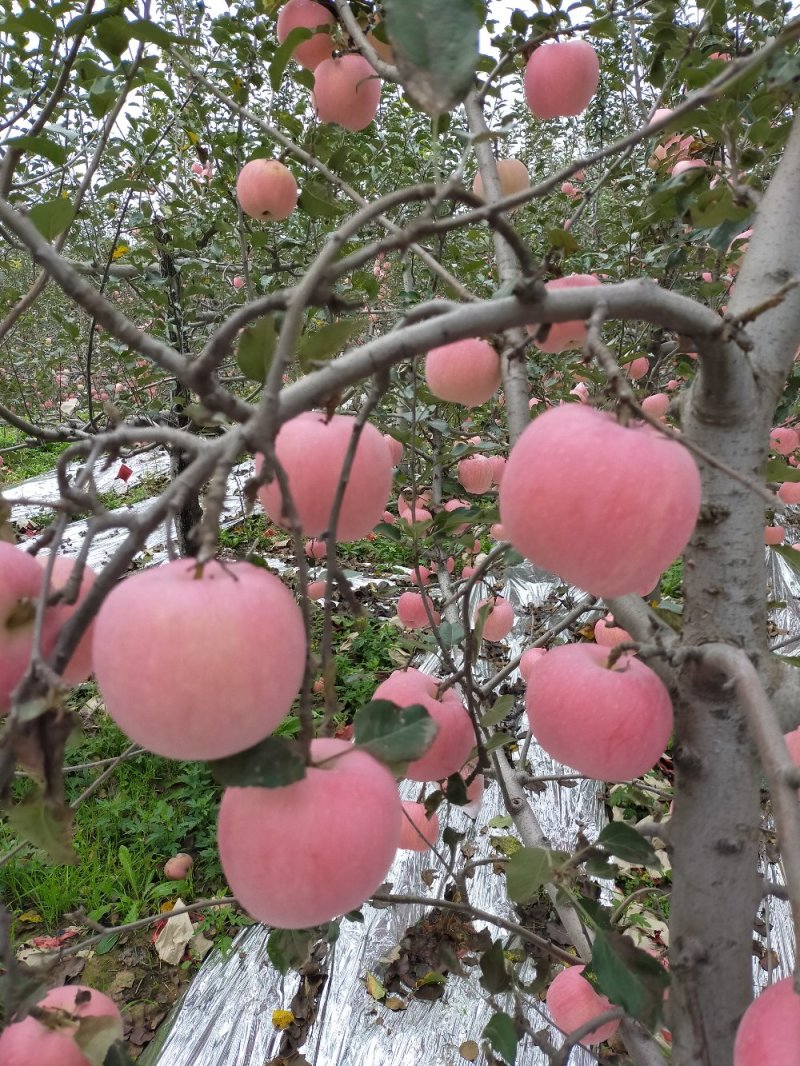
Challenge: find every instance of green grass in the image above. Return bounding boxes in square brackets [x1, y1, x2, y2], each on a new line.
[1, 684, 224, 928]
[0, 440, 73, 486]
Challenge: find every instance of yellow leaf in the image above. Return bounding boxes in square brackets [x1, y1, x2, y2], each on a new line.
[365, 973, 386, 1001]
[17, 910, 43, 925]
[272, 1009, 294, 1030]
[186, 130, 199, 144]
[384, 996, 407, 1011]
[112, 244, 129, 260]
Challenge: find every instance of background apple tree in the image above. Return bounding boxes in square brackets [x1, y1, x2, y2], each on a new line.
[1, 0, 800, 1063]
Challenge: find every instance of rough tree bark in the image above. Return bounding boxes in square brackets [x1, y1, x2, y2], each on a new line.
[669, 110, 800, 1065]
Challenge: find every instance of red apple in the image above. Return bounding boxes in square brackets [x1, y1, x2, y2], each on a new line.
[457, 454, 493, 494]
[397, 591, 440, 629]
[312, 55, 381, 131]
[770, 427, 799, 455]
[529, 274, 602, 353]
[499, 405, 702, 597]
[475, 596, 514, 641]
[257, 412, 393, 542]
[0, 543, 56, 711]
[472, 158, 530, 201]
[164, 853, 193, 880]
[778, 482, 800, 505]
[37, 555, 96, 685]
[594, 614, 632, 648]
[424, 338, 501, 407]
[398, 801, 439, 850]
[734, 977, 800, 1066]
[92, 560, 306, 760]
[525, 642, 673, 781]
[276, 0, 335, 70]
[519, 647, 547, 682]
[524, 41, 600, 119]
[0, 984, 122, 1066]
[217, 738, 401, 928]
[546, 965, 621, 1046]
[236, 159, 298, 221]
[373, 668, 474, 781]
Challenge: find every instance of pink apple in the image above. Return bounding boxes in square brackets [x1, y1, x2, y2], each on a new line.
[626, 356, 649, 380]
[164, 853, 193, 880]
[671, 159, 707, 176]
[0, 984, 122, 1066]
[594, 613, 632, 648]
[457, 454, 493, 494]
[92, 560, 306, 760]
[231, 275, 245, 290]
[305, 538, 327, 560]
[499, 405, 702, 597]
[489, 456, 507, 485]
[312, 55, 381, 131]
[276, 0, 335, 70]
[525, 643, 673, 781]
[236, 159, 298, 221]
[524, 41, 600, 119]
[444, 498, 471, 534]
[398, 802, 439, 851]
[546, 965, 621, 1046]
[519, 647, 547, 682]
[0, 543, 57, 711]
[734, 977, 800, 1066]
[373, 668, 474, 781]
[218, 739, 401, 928]
[472, 158, 530, 201]
[764, 525, 785, 545]
[257, 412, 393, 542]
[529, 274, 602, 353]
[778, 482, 800, 505]
[424, 338, 501, 407]
[307, 579, 327, 600]
[384, 434, 404, 465]
[642, 393, 669, 418]
[397, 591, 440, 629]
[770, 427, 799, 455]
[475, 596, 514, 641]
[37, 556, 96, 686]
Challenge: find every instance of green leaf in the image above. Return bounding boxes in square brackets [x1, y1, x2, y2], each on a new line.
[596, 823, 660, 866]
[767, 457, 800, 483]
[5, 790, 76, 864]
[7, 135, 66, 166]
[482, 1011, 518, 1066]
[588, 930, 669, 1030]
[74, 1014, 123, 1066]
[505, 846, 552, 903]
[547, 227, 580, 254]
[95, 15, 132, 57]
[443, 771, 468, 805]
[270, 26, 313, 91]
[297, 318, 365, 372]
[267, 927, 316, 974]
[481, 694, 516, 727]
[352, 700, 438, 768]
[298, 180, 345, 219]
[28, 198, 74, 241]
[438, 621, 465, 648]
[128, 18, 181, 47]
[1, 9, 56, 36]
[383, 0, 481, 116]
[208, 735, 306, 788]
[479, 940, 511, 993]
[236, 315, 277, 384]
[771, 544, 800, 576]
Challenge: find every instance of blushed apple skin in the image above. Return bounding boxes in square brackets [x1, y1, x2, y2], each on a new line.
[0, 984, 122, 1066]
[457, 454, 493, 494]
[499, 404, 702, 597]
[38, 555, 96, 685]
[276, 0, 335, 71]
[0, 543, 54, 711]
[524, 41, 600, 119]
[217, 739, 402, 928]
[257, 412, 393, 542]
[472, 158, 530, 201]
[733, 977, 800, 1066]
[312, 55, 381, 131]
[476, 596, 515, 641]
[546, 965, 621, 1046]
[398, 801, 439, 850]
[397, 591, 440, 629]
[92, 559, 306, 760]
[236, 159, 298, 221]
[525, 643, 674, 781]
[529, 274, 601, 353]
[374, 668, 474, 782]
[424, 338, 501, 407]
